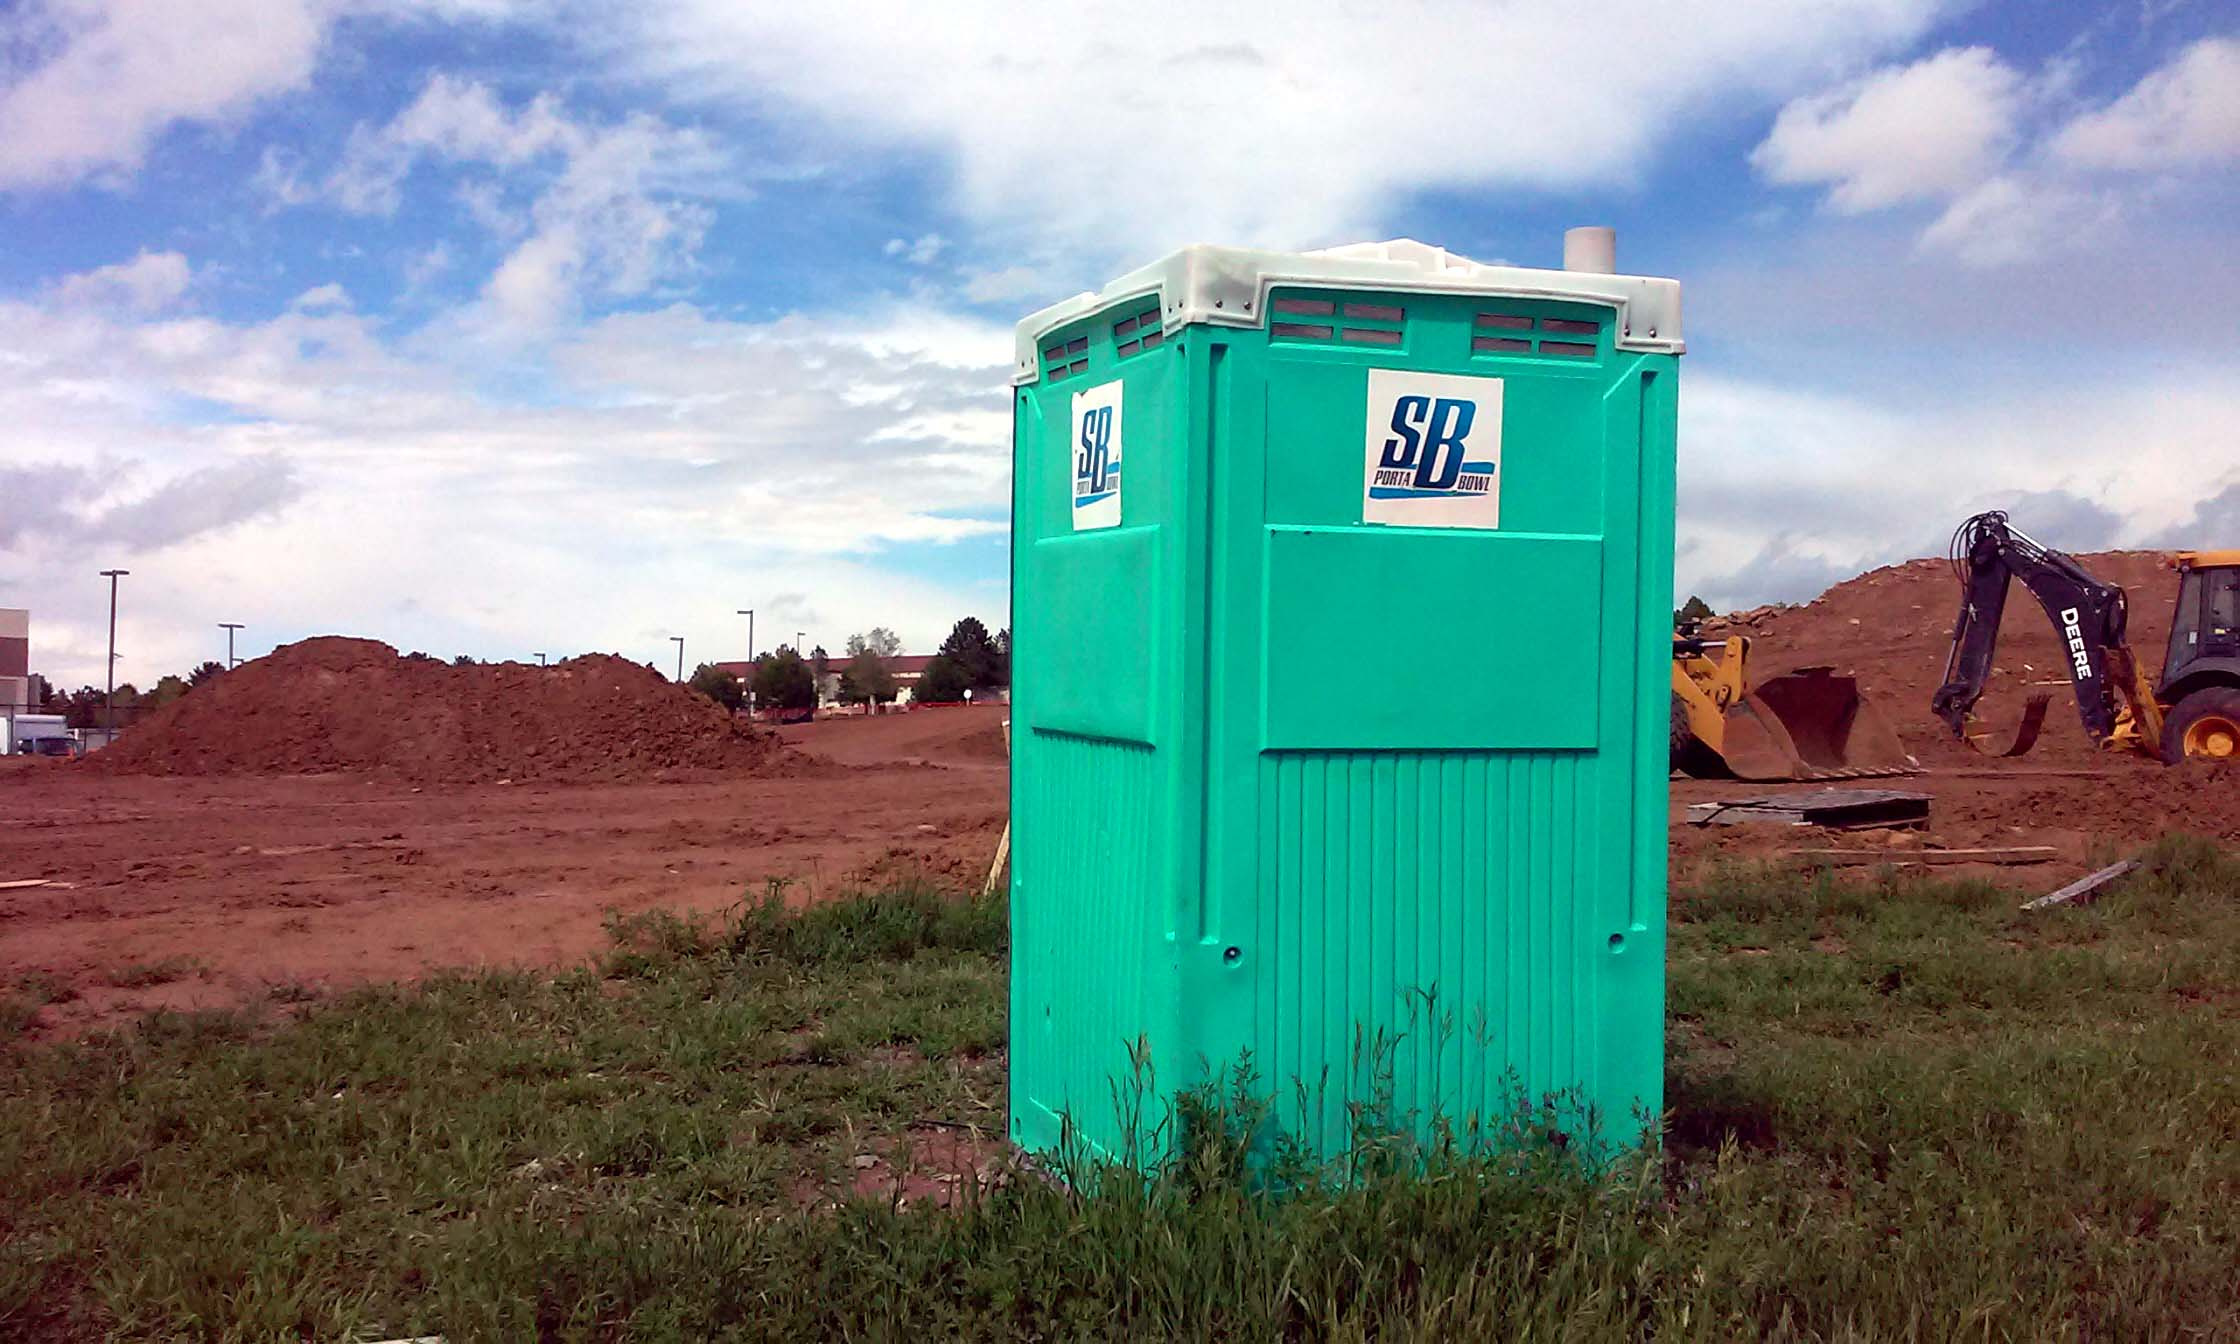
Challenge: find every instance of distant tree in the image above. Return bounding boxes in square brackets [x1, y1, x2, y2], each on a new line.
[810, 644, 831, 689]
[688, 662, 744, 710]
[452, 654, 477, 667]
[62, 686, 103, 729]
[143, 674, 190, 709]
[188, 660, 226, 687]
[936, 616, 1007, 692]
[752, 648, 817, 712]
[993, 627, 1011, 688]
[847, 628, 902, 660]
[1674, 595, 1715, 628]
[687, 662, 745, 711]
[915, 655, 971, 704]
[839, 648, 898, 704]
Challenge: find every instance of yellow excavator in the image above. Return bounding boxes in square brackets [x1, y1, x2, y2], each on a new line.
[1930, 512, 2240, 762]
[1672, 631, 1917, 781]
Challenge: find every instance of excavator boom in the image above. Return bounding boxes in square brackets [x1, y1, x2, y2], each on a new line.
[1930, 512, 2162, 756]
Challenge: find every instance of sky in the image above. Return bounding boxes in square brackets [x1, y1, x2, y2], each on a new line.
[1, 0, 2236, 689]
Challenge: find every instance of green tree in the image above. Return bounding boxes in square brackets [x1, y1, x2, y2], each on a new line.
[188, 660, 226, 687]
[810, 645, 831, 698]
[452, 654, 477, 667]
[839, 648, 897, 704]
[752, 648, 816, 712]
[915, 655, 971, 704]
[143, 674, 190, 709]
[848, 628, 902, 659]
[936, 616, 1007, 692]
[1673, 595, 1715, 629]
[687, 662, 745, 712]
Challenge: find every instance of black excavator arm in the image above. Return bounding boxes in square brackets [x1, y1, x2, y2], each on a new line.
[1930, 511, 2135, 750]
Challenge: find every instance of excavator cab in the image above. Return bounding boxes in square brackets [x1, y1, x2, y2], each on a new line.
[2160, 553, 2240, 760]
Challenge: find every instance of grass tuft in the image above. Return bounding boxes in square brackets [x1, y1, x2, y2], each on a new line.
[1, 848, 2236, 1339]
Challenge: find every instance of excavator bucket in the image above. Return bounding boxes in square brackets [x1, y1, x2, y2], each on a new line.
[1707, 667, 1920, 781]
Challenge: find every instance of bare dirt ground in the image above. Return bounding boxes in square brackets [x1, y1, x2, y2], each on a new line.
[0, 705, 1010, 1035]
[2, 659, 2230, 1039]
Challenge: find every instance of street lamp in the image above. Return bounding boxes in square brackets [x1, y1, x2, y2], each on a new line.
[794, 631, 805, 652]
[737, 609, 756, 714]
[535, 652, 547, 666]
[219, 622, 243, 668]
[670, 635, 685, 682]
[99, 570, 128, 738]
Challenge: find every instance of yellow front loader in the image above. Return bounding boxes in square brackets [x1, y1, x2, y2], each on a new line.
[1673, 634, 1918, 781]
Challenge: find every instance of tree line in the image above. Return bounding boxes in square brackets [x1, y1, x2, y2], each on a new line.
[685, 616, 1009, 713]
[30, 661, 228, 728]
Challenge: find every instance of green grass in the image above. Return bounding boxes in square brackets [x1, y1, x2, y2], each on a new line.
[3, 841, 2237, 1340]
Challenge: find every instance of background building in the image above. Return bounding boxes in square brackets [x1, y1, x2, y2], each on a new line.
[0, 609, 28, 716]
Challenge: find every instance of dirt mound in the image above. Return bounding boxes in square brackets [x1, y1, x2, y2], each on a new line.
[1710, 551, 2181, 766]
[96, 637, 799, 783]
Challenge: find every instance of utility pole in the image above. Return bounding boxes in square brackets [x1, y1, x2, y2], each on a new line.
[794, 631, 805, 653]
[100, 569, 128, 738]
[670, 636, 685, 682]
[737, 609, 756, 715]
[536, 652, 547, 667]
[219, 622, 243, 668]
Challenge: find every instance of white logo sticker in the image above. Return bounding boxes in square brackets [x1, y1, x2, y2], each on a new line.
[1071, 379, 1123, 531]
[1362, 369, 1502, 529]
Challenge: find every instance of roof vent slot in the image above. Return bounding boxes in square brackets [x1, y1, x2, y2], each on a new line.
[1113, 303, 1161, 359]
[1041, 334, 1090, 381]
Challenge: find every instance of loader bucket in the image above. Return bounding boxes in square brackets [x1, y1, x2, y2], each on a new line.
[1710, 667, 1920, 781]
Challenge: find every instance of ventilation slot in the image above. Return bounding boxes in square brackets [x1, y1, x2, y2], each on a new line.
[1041, 334, 1090, 382]
[1113, 304, 1162, 359]
[1471, 310, 1604, 361]
[1270, 293, 1406, 347]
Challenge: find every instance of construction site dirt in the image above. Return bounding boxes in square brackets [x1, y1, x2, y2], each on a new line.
[3, 544, 2234, 1038]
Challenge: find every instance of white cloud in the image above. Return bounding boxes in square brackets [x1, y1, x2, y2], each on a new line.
[1916, 174, 2117, 267]
[884, 233, 946, 265]
[610, 0, 1950, 256]
[0, 277, 1014, 687]
[1758, 36, 2240, 267]
[50, 250, 193, 313]
[1677, 369, 2240, 609]
[0, 0, 324, 189]
[1753, 47, 2025, 212]
[301, 75, 731, 333]
[2050, 37, 2240, 171]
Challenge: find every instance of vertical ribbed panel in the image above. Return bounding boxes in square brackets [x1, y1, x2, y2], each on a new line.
[1012, 730, 1159, 1153]
[1254, 749, 1600, 1150]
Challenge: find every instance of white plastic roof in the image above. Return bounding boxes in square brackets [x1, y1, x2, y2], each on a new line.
[1013, 238, 1683, 385]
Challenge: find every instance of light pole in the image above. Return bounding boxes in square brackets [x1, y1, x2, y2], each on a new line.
[794, 631, 805, 653]
[670, 636, 685, 682]
[737, 609, 756, 714]
[219, 622, 243, 668]
[536, 652, 547, 666]
[100, 569, 128, 738]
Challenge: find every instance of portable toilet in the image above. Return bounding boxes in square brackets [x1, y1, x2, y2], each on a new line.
[1008, 232, 1682, 1165]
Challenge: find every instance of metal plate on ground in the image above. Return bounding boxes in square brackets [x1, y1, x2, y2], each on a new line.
[1687, 788, 1932, 830]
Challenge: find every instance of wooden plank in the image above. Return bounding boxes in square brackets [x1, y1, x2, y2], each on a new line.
[2022, 859, 2141, 911]
[1786, 847, 2060, 868]
[0, 878, 53, 891]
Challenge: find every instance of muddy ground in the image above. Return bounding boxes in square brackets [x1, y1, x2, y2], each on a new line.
[1, 702, 2228, 1036]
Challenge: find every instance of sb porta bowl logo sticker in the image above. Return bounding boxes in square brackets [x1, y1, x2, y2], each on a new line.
[1071, 379, 1123, 531]
[1362, 369, 1502, 529]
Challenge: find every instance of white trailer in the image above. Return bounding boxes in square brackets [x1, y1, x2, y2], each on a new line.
[4, 713, 69, 755]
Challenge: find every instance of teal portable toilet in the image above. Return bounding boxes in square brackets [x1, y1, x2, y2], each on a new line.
[1008, 232, 1682, 1165]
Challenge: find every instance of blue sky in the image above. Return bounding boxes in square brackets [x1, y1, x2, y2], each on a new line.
[1, 0, 2235, 688]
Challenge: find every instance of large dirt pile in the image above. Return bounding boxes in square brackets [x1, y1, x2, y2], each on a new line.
[97, 637, 797, 783]
[1706, 551, 2182, 766]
